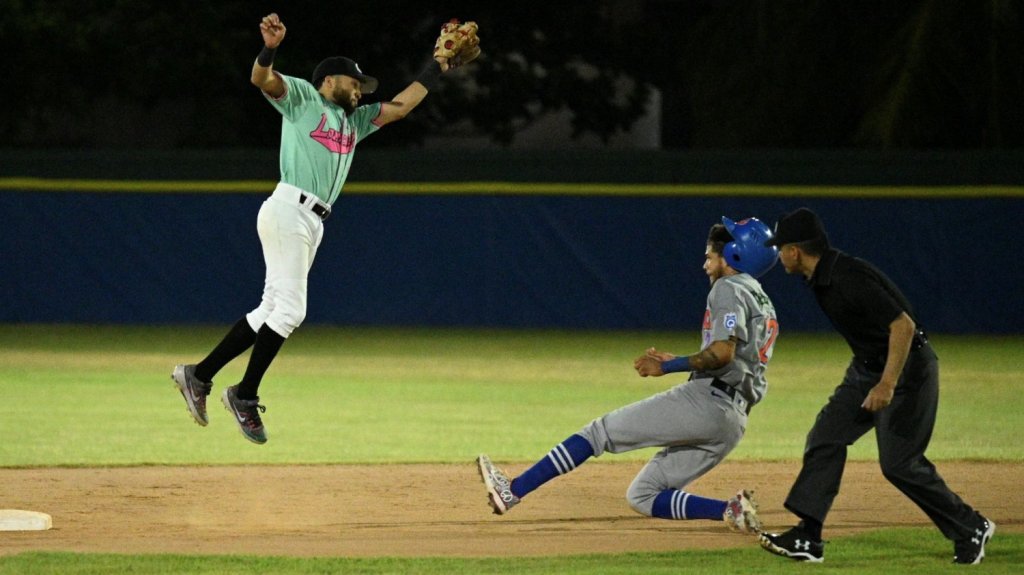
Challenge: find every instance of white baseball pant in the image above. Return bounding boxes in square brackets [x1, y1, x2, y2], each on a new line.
[245, 183, 326, 337]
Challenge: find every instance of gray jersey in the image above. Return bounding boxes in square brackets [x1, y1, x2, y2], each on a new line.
[693, 273, 778, 405]
[578, 271, 779, 515]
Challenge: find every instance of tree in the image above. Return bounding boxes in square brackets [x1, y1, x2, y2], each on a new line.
[2, 0, 1020, 149]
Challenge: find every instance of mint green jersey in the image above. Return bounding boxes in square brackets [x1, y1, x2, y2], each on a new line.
[263, 73, 383, 205]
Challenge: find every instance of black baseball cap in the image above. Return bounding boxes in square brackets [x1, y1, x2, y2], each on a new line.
[764, 207, 828, 247]
[311, 57, 378, 93]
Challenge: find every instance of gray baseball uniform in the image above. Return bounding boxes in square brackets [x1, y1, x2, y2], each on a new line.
[579, 273, 778, 515]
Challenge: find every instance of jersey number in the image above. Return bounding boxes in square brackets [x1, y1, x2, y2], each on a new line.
[758, 318, 780, 365]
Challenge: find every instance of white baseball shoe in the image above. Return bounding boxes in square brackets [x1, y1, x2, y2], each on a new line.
[723, 489, 762, 534]
[476, 454, 520, 515]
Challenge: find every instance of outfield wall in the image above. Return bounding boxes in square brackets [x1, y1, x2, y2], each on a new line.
[1, 150, 1021, 333]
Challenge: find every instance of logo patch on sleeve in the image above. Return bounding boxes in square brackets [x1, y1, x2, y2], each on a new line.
[723, 313, 737, 330]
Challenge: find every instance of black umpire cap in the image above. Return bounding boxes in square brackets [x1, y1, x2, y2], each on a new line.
[764, 207, 828, 247]
[311, 57, 378, 93]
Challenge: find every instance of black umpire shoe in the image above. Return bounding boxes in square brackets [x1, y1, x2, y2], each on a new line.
[953, 516, 996, 564]
[760, 526, 825, 563]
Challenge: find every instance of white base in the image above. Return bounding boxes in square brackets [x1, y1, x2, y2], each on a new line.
[0, 509, 52, 531]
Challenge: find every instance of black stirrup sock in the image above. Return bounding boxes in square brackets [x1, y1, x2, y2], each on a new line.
[236, 324, 286, 400]
[195, 318, 258, 383]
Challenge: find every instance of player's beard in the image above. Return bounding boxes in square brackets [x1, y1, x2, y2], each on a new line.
[331, 85, 357, 115]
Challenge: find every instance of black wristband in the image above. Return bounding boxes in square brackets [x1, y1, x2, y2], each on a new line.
[257, 45, 277, 67]
[415, 58, 443, 91]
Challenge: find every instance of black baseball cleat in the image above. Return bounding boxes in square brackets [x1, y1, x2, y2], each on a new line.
[222, 385, 268, 444]
[172, 364, 213, 426]
[760, 526, 825, 563]
[953, 516, 995, 564]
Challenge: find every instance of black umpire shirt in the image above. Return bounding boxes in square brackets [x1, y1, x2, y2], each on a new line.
[808, 248, 923, 370]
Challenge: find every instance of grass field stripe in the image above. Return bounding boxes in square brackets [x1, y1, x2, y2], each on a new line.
[1, 177, 1023, 198]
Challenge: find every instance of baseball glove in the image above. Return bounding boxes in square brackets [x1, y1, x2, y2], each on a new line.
[433, 19, 481, 71]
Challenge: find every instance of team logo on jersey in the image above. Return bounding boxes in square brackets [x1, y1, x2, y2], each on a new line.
[310, 113, 356, 153]
[723, 313, 737, 330]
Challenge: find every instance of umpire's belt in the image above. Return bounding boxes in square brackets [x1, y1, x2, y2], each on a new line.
[857, 329, 930, 372]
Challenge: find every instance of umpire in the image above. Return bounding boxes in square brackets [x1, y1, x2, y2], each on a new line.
[757, 208, 993, 565]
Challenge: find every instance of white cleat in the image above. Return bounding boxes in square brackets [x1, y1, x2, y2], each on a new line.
[476, 454, 520, 515]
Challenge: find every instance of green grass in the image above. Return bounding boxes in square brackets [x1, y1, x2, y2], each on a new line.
[0, 325, 1020, 465]
[0, 325, 1020, 574]
[2, 529, 1022, 574]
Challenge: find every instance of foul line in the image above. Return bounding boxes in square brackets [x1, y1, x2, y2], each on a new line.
[0, 177, 1022, 198]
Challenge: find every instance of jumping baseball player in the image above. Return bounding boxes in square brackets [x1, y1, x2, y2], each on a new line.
[171, 13, 480, 444]
[477, 217, 780, 533]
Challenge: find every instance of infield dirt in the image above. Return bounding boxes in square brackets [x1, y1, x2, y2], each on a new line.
[0, 461, 1019, 557]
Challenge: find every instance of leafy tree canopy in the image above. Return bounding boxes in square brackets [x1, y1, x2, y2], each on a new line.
[3, 0, 1020, 148]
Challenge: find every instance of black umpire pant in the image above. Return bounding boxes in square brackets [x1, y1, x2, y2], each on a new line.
[783, 343, 980, 541]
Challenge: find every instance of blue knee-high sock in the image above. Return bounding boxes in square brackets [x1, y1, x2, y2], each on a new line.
[651, 489, 727, 520]
[510, 434, 594, 499]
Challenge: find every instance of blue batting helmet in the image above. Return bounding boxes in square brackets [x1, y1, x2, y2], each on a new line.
[721, 216, 779, 278]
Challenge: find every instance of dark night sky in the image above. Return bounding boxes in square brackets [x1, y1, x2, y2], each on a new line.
[4, 0, 1022, 149]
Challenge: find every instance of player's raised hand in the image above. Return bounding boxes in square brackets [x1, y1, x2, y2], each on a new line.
[260, 13, 287, 48]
